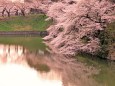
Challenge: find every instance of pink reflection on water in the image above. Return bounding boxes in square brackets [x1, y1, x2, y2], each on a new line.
[0, 44, 26, 63]
[0, 44, 63, 86]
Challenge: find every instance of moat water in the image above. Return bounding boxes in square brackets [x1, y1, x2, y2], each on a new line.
[0, 37, 114, 86]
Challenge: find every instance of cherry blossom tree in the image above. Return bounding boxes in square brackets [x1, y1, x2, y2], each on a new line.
[0, 0, 8, 17]
[5, 1, 15, 17]
[36, 0, 52, 14]
[29, 0, 41, 9]
[0, 0, 18, 17]
[14, 1, 29, 16]
[0, 0, 30, 17]
[43, 0, 115, 57]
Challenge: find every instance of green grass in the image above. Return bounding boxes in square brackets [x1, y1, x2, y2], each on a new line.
[0, 14, 52, 31]
[0, 37, 46, 51]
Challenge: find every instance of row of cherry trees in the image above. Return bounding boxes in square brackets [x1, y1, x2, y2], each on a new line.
[0, 0, 50, 17]
[43, 0, 115, 60]
[0, 0, 28, 17]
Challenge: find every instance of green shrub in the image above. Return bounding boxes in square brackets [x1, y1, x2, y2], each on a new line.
[97, 22, 115, 59]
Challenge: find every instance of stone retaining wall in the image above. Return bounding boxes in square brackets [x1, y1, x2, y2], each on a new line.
[0, 31, 48, 37]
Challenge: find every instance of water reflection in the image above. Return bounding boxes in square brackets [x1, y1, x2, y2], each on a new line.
[0, 44, 99, 86]
[0, 44, 26, 63]
[0, 44, 63, 86]
[0, 64, 62, 86]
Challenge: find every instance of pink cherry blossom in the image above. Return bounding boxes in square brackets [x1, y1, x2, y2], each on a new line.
[43, 0, 115, 56]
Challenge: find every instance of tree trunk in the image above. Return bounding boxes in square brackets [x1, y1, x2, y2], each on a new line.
[15, 10, 19, 16]
[6, 11, 10, 17]
[2, 8, 6, 17]
[21, 10, 25, 16]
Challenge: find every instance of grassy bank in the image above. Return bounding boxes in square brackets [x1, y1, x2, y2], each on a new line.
[0, 14, 52, 31]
